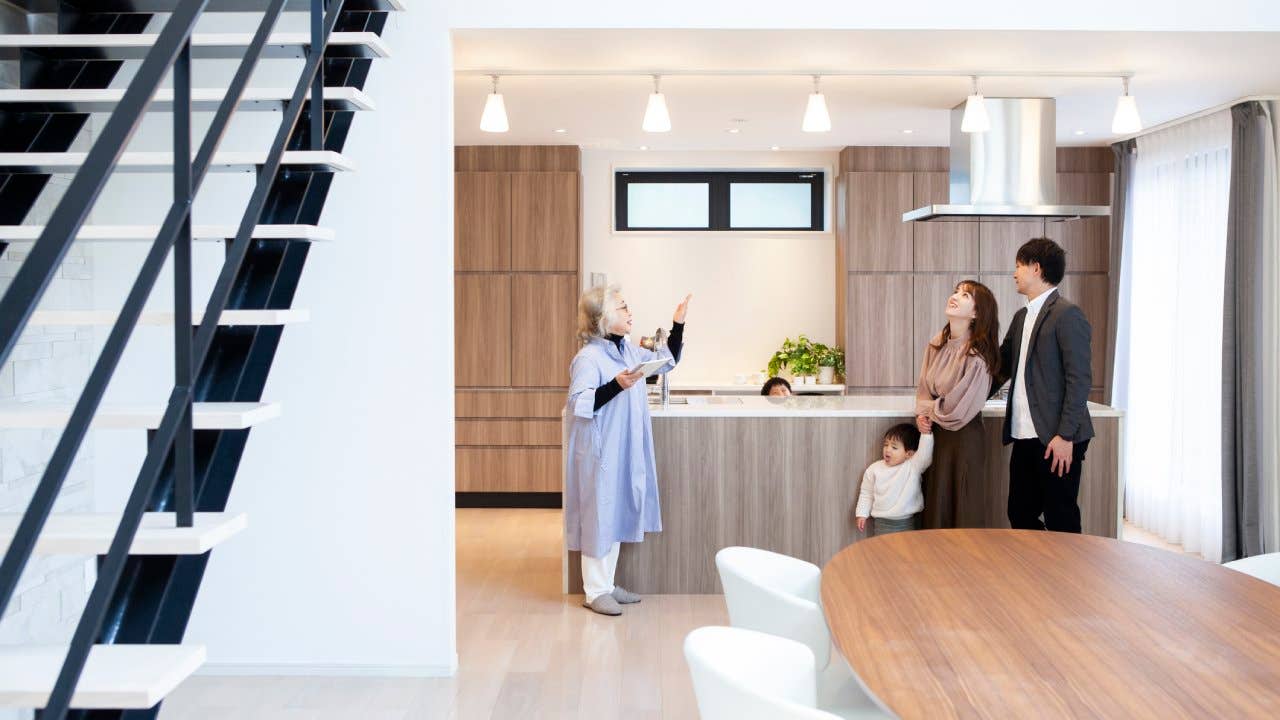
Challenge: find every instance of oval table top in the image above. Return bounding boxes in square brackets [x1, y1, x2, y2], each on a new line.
[821, 530, 1280, 719]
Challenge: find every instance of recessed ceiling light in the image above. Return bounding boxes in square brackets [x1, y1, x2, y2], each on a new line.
[902, 129, 914, 134]
[1074, 129, 1086, 136]
[771, 145, 781, 151]
[554, 128, 567, 134]
[639, 145, 649, 151]
[726, 128, 741, 134]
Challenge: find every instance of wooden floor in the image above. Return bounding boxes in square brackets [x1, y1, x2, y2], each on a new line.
[160, 508, 725, 719]
[159, 511, 1200, 719]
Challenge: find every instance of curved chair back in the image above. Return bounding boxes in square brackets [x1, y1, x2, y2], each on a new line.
[683, 626, 844, 720]
[1225, 552, 1280, 587]
[715, 546, 832, 668]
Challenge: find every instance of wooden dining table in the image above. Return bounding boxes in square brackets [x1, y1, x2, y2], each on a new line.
[821, 529, 1280, 719]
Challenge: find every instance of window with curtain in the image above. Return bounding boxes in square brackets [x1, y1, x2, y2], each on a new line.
[1120, 111, 1232, 560]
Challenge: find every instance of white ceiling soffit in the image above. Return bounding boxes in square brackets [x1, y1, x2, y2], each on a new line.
[452, 29, 1280, 150]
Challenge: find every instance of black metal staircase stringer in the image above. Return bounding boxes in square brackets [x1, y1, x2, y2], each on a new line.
[69, 11, 386, 720]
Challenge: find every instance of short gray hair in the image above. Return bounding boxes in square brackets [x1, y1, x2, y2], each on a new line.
[577, 284, 623, 345]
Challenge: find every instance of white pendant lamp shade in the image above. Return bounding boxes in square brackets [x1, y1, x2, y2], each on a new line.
[643, 75, 671, 133]
[479, 75, 509, 133]
[960, 76, 990, 133]
[802, 76, 831, 133]
[1112, 77, 1143, 134]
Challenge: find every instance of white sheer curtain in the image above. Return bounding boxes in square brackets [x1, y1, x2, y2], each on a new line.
[1120, 111, 1232, 560]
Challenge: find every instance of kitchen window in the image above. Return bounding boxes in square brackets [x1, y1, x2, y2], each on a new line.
[615, 170, 824, 231]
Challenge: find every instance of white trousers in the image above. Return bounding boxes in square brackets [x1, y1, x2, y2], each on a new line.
[581, 542, 621, 602]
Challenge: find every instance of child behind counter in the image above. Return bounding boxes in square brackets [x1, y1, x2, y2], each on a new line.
[855, 422, 934, 536]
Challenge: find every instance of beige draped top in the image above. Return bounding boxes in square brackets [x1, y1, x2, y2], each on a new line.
[914, 332, 993, 431]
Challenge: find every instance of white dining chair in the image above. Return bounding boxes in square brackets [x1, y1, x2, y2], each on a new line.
[714, 546, 888, 718]
[1224, 551, 1280, 587]
[683, 625, 849, 720]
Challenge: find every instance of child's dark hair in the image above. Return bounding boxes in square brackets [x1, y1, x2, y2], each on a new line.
[760, 377, 792, 396]
[883, 423, 921, 452]
[1016, 237, 1067, 285]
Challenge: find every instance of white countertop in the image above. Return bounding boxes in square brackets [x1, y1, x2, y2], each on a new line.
[667, 380, 844, 393]
[650, 394, 1122, 418]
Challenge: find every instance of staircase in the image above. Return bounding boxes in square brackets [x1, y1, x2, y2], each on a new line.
[0, 0, 401, 717]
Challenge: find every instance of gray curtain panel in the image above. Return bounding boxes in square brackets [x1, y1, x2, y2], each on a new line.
[1222, 101, 1273, 561]
[1106, 140, 1136, 409]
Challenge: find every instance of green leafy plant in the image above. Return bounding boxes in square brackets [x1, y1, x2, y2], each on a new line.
[815, 343, 845, 378]
[766, 335, 819, 377]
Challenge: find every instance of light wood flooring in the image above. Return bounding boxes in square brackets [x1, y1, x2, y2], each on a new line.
[160, 508, 725, 719]
[159, 511, 1199, 719]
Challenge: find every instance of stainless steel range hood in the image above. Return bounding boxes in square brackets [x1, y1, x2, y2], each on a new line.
[904, 97, 1110, 223]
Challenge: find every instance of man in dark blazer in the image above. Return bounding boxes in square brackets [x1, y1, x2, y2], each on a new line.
[996, 237, 1094, 533]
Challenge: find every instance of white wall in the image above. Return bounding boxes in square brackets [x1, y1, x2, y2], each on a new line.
[581, 150, 838, 381]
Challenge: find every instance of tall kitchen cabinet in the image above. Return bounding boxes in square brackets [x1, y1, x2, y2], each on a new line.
[837, 147, 1113, 401]
[454, 146, 581, 502]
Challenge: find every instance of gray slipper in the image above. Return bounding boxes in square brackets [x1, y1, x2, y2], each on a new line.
[611, 586, 642, 604]
[583, 594, 623, 616]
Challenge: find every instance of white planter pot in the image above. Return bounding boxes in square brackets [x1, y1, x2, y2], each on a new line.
[818, 367, 836, 385]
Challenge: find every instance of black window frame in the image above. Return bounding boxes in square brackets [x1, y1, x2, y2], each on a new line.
[615, 170, 824, 232]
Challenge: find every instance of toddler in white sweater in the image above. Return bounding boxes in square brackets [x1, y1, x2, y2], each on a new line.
[855, 422, 934, 536]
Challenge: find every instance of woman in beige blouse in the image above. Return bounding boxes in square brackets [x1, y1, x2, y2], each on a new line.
[915, 280, 1001, 528]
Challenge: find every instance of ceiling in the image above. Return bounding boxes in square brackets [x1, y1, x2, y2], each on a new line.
[452, 29, 1280, 150]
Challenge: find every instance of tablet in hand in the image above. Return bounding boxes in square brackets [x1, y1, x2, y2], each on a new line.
[628, 358, 672, 378]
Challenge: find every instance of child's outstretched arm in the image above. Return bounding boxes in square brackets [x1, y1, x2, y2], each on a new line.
[912, 433, 935, 472]
[855, 466, 876, 529]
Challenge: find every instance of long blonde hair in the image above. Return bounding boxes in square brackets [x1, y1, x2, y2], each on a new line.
[577, 284, 623, 345]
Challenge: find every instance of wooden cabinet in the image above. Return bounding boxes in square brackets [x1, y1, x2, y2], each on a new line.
[454, 172, 510, 271]
[456, 419, 562, 446]
[511, 273, 579, 387]
[511, 172, 578, 271]
[454, 275, 511, 387]
[913, 172, 979, 272]
[846, 275, 914, 387]
[454, 149, 580, 495]
[1045, 173, 1112, 273]
[978, 219, 1046, 272]
[456, 448, 562, 492]
[456, 390, 565, 418]
[846, 172, 914, 271]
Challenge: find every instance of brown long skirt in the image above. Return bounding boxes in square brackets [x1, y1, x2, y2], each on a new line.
[922, 415, 987, 529]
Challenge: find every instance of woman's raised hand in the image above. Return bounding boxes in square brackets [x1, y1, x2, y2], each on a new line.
[673, 293, 693, 324]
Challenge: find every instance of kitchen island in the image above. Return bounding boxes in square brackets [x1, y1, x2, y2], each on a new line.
[565, 395, 1122, 594]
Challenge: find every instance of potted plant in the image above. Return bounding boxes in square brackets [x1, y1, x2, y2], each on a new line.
[766, 336, 820, 384]
[815, 343, 845, 385]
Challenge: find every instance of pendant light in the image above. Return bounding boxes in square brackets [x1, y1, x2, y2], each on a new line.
[961, 75, 990, 133]
[802, 75, 832, 133]
[643, 75, 672, 133]
[1111, 76, 1143, 134]
[479, 75, 509, 133]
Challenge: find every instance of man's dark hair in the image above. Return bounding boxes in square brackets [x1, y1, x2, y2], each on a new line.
[883, 423, 921, 452]
[1016, 237, 1067, 285]
[760, 377, 792, 396]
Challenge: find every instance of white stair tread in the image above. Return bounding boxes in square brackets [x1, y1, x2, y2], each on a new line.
[28, 309, 310, 326]
[0, 86, 375, 112]
[0, 402, 281, 430]
[0, 150, 355, 173]
[0, 644, 205, 709]
[0, 223, 334, 242]
[0, 512, 247, 556]
[0, 31, 390, 58]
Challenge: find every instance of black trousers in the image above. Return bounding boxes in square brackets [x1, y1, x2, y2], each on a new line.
[1008, 438, 1090, 533]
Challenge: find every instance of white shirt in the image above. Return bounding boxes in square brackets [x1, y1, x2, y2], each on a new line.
[855, 435, 934, 520]
[1011, 287, 1057, 439]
